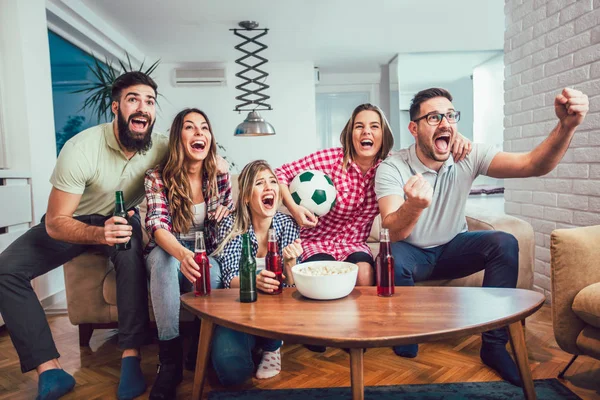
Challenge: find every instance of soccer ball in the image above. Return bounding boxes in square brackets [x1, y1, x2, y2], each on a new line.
[289, 170, 337, 217]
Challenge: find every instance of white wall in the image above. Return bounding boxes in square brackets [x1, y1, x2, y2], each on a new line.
[154, 61, 317, 172]
[0, 0, 63, 301]
[473, 54, 504, 146]
[504, 0, 600, 300]
[397, 81, 474, 147]
[396, 51, 506, 148]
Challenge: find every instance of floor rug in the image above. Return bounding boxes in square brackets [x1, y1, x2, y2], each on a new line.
[208, 379, 580, 399]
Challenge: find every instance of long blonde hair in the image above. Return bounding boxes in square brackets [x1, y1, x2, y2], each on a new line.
[161, 108, 219, 233]
[212, 160, 279, 256]
[339, 103, 394, 170]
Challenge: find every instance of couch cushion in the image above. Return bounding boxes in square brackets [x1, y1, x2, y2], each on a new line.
[572, 282, 600, 328]
[575, 326, 600, 360]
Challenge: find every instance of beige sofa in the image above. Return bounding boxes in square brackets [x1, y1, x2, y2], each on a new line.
[550, 225, 600, 378]
[64, 180, 535, 346]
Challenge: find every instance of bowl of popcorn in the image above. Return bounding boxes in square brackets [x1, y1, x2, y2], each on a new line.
[291, 261, 358, 300]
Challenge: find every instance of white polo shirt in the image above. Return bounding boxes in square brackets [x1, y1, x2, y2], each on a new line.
[375, 143, 499, 248]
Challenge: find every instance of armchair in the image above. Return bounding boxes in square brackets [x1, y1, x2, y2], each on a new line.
[550, 225, 600, 378]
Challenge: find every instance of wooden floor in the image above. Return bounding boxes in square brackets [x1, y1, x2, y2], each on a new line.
[0, 305, 599, 399]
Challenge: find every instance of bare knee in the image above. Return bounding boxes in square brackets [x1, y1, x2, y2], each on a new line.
[355, 262, 374, 286]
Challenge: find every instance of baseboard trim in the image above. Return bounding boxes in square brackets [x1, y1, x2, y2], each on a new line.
[42, 290, 67, 315]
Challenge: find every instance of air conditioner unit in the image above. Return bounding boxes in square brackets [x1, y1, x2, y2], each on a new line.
[173, 68, 226, 86]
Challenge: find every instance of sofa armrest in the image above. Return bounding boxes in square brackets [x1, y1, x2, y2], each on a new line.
[465, 204, 535, 290]
[63, 252, 113, 325]
[551, 225, 600, 354]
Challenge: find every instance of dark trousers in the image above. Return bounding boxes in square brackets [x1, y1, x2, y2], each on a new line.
[0, 212, 149, 372]
[391, 231, 519, 346]
[303, 251, 375, 266]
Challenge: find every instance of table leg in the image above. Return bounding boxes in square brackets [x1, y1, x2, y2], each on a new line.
[508, 321, 536, 400]
[349, 348, 364, 400]
[192, 319, 215, 400]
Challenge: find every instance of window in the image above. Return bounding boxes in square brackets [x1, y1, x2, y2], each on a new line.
[48, 30, 110, 156]
[315, 91, 370, 149]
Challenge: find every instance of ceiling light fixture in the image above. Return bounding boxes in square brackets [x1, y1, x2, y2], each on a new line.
[231, 20, 275, 136]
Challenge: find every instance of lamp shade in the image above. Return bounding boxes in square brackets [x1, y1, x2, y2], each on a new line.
[234, 111, 276, 136]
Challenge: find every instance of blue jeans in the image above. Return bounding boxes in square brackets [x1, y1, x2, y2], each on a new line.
[391, 231, 519, 346]
[145, 242, 223, 340]
[211, 326, 282, 386]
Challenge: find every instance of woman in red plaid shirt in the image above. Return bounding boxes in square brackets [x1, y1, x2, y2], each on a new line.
[276, 104, 394, 288]
[144, 108, 233, 399]
[276, 103, 472, 287]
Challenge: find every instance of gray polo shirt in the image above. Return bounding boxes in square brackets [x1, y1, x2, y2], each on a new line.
[50, 123, 168, 216]
[375, 144, 499, 248]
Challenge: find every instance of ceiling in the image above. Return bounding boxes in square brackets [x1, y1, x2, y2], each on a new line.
[79, 0, 505, 73]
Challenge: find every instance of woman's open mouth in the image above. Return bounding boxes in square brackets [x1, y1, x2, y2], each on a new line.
[262, 194, 275, 209]
[434, 135, 450, 152]
[359, 139, 374, 150]
[190, 140, 207, 152]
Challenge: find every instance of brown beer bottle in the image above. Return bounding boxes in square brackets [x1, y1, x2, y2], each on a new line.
[376, 228, 394, 296]
[113, 190, 131, 251]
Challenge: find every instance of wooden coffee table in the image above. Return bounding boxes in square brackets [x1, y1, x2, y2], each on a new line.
[181, 287, 544, 400]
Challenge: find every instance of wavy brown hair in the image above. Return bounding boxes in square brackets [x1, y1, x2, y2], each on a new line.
[161, 108, 219, 234]
[213, 160, 279, 256]
[339, 103, 394, 169]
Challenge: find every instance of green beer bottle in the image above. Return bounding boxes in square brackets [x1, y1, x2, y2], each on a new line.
[113, 190, 131, 251]
[239, 233, 257, 303]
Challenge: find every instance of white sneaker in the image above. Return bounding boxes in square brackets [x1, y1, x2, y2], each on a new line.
[255, 348, 281, 379]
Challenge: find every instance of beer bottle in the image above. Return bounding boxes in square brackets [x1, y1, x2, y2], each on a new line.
[113, 190, 131, 251]
[376, 228, 394, 296]
[239, 233, 257, 303]
[194, 231, 211, 296]
[265, 228, 283, 294]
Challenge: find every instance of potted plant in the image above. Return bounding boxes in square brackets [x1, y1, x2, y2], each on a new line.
[73, 53, 160, 123]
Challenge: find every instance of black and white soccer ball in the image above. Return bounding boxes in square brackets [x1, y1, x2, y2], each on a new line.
[289, 170, 337, 217]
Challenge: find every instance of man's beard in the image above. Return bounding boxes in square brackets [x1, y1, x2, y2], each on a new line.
[117, 108, 154, 154]
[417, 128, 452, 162]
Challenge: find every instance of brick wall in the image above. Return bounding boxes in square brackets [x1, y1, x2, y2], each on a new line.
[504, 0, 600, 299]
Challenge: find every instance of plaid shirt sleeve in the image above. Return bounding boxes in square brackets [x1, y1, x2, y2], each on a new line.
[144, 168, 173, 238]
[204, 172, 234, 253]
[275, 213, 300, 288]
[276, 213, 300, 253]
[218, 173, 234, 211]
[275, 148, 342, 185]
[213, 215, 242, 289]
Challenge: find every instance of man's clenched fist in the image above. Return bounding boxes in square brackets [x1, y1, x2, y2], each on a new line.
[404, 173, 433, 210]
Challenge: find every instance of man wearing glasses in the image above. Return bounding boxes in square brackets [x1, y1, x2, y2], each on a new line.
[374, 87, 588, 386]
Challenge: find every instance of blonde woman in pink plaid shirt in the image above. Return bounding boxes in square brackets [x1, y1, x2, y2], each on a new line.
[276, 104, 472, 287]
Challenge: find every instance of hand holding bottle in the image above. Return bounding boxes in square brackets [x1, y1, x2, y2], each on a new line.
[110, 191, 134, 250]
[256, 269, 285, 293]
[103, 212, 134, 246]
[180, 250, 201, 284]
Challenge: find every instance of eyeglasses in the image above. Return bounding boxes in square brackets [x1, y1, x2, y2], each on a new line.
[412, 111, 461, 126]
